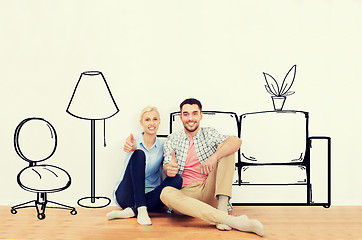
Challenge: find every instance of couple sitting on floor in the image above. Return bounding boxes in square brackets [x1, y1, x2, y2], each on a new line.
[106, 98, 264, 237]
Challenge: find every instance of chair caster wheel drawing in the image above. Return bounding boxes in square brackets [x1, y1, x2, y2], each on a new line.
[11, 209, 17, 214]
[323, 204, 331, 208]
[37, 213, 46, 220]
[70, 209, 77, 215]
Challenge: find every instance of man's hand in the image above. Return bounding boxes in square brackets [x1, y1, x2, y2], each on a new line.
[164, 150, 178, 177]
[200, 154, 218, 175]
[124, 133, 137, 152]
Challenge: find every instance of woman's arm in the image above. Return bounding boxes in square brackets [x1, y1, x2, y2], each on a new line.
[124, 133, 137, 152]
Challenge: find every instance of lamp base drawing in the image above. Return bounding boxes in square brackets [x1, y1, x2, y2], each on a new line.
[77, 196, 111, 208]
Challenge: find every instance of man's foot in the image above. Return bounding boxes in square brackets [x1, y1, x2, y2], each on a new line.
[224, 215, 264, 237]
[216, 195, 232, 231]
[216, 223, 232, 231]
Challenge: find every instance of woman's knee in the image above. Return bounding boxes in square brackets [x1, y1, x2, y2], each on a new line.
[129, 149, 146, 164]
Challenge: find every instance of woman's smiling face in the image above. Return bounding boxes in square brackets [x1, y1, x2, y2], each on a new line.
[140, 110, 160, 136]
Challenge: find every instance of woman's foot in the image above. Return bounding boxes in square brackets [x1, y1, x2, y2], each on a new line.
[137, 206, 152, 225]
[106, 207, 135, 220]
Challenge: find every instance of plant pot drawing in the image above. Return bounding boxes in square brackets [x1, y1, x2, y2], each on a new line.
[263, 65, 297, 111]
[272, 96, 286, 111]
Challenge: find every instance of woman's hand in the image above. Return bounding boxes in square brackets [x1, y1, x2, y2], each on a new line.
[124, 134, 137, 152]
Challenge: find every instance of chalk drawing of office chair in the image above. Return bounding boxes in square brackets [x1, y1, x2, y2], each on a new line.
[10, 117, 77, 220]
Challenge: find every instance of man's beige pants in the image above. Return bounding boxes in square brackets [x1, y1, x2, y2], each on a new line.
[160, 153, 235, 225]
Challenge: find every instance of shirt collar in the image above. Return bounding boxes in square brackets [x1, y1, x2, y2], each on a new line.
[139, 132, 159, 149]
[194, 128, 202, 140]
[181, 130, 189, 140]
[182, 127, 202, 140]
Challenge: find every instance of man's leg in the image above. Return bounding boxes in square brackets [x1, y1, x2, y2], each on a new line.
[204, 154, 235, 202]
[159, 153, 235, 225]
[160, 186, 264, 236]
[201, 153, 235, 230]
[202, 152, 235, 206]
[145, 174, 183, 212]
[160, 186, 228, 224]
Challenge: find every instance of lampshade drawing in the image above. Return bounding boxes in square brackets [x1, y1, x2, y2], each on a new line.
[67, 71, 119, 120]
[67, 71, 119, 208]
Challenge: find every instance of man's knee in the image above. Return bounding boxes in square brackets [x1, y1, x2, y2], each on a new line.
[219, 153, 235, 165]
[160, 186, 174, 203]
[216, 143, 236, 162]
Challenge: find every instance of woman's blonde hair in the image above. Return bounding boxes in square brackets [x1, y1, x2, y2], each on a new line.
[140, 106, 160, 121]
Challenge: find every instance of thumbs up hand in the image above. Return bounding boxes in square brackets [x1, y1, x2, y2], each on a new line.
[164, 150, 179, 177]
[124, 133, 137, 153]
[170, 150, 178, 164]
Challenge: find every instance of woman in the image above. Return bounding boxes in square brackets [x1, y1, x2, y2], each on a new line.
[107, 106, 182, 225]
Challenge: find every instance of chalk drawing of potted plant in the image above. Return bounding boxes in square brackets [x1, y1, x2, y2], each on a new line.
[263, 64, 297, 111]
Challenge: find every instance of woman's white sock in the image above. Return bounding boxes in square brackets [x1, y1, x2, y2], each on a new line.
[137, 206, 152, 225]
[106, 207, 135, 220]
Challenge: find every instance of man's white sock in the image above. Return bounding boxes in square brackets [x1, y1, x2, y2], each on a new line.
[224, 215, 264, 237]
[216, 195, 232, 231]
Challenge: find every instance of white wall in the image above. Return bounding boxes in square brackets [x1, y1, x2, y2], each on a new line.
[1, 0, 361, 206]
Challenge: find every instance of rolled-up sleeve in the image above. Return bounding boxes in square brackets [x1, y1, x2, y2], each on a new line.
[163, 135, 173, 166]
[205, 127, 229, 147]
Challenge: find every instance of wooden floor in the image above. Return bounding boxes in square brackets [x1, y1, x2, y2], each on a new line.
[1, 205, 362, 240]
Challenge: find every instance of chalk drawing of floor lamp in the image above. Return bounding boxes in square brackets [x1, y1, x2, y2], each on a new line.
[66, 71, 119, 208]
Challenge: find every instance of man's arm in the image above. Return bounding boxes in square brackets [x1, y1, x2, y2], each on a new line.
[163, 150, 179, 177]
[200, 136, 242, 175]
[163, 135, 179, 177]
[211, 136, 242, 160]
[163, 135, 173, 165]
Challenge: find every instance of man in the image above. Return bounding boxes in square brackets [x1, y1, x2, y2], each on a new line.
[160, 98, 264, 236]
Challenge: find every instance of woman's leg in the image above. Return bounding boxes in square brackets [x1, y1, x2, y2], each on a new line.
[145, 174, 183, 212]
[115, 150, 147, 212]
[107, 150, 150, 224]
[107, 158, 137, 220]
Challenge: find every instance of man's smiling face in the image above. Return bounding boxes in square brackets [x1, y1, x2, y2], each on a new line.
[180, 104, 203, 136]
